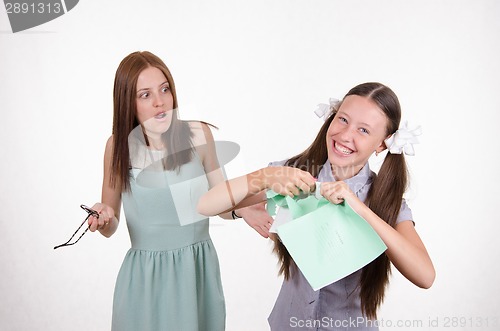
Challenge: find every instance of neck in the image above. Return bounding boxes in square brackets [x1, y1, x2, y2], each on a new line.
[144, 132, 164, 150]
[330, 164, 363, 181]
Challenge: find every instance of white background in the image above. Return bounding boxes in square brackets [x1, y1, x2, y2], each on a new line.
[1, 1, 499, 330]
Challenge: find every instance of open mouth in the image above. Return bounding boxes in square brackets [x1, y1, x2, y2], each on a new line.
[154, 112, 167, 119]
[334, 141, 354, 155]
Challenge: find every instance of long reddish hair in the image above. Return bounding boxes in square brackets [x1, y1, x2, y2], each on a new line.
[272, 82, 408, 319]
[110, 51, 194, 191]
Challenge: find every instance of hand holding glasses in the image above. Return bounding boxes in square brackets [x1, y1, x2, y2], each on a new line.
[53, 205, 99, 249]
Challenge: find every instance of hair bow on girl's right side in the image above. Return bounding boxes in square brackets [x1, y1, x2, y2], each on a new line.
[314, 98, 341, 121]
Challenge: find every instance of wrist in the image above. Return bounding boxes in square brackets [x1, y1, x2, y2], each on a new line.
[231, 209, 241, 219]
[248, 168, 268, 192]
[347, 195, 367, 214]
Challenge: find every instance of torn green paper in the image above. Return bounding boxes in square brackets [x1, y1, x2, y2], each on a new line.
[274, 196, 387, 291]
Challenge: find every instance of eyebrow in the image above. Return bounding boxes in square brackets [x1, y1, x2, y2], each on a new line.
[358, 121, 374, 129]
[136, 80, 169, 93]
[338, 111, 374, 129]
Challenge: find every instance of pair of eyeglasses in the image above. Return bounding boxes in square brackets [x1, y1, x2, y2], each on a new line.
[53, 205, 99, 250]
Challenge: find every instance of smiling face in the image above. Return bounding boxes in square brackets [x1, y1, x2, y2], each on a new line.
[135, 66, 174, 140]
[326, 95, 389, 180]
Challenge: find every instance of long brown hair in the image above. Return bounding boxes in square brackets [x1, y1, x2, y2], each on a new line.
[110, 51, 194, 191]
[272, 82, 408, 319]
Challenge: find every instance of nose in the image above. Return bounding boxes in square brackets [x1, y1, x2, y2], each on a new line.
[153, 93, 164, 108]
[338, 125, 354, 142]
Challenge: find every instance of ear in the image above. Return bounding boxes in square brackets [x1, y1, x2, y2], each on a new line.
[375, 137, 389, 154]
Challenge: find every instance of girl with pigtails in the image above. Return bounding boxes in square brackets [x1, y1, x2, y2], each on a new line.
[198, 82, 435, 330]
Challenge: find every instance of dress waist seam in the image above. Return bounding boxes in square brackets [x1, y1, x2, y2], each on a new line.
[129, 238, 212, 253]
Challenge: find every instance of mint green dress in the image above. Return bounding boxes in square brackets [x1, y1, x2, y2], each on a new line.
[111, 153, 226, 331]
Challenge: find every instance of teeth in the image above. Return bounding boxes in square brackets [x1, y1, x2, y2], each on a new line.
[335, 142, 353, 155]
[155, 112, 166, 119]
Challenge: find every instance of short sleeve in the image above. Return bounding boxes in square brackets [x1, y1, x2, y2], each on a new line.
[268, 159, 287, 167]
[396, 199, 414, 224]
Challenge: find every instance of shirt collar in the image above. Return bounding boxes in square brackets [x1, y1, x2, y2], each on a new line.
[317, 160, 373, 196]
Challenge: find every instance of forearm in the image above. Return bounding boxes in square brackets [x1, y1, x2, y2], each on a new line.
[353, 200, 435, 288]
[97, 136, 121, 238]
[198, 169, 267, 216]
[217, 211, 234, 220]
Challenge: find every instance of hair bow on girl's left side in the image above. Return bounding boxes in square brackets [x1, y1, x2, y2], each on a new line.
[384, 121, 422, 156]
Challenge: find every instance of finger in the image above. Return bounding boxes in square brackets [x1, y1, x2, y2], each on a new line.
[269, 183, 286, 196]
[252, 224, 267, 238]
[273, 182, 294, 197]
[91, 203, 103, 213]
[320, 184, 329, 198]
[309, 182, 317, 194]
[98, 215, 105, 228]
[295, 167, 312, 176]
[87, 214, 97, 226]
[97, 211, 105, 228]
[320, 183, 337, 198]
[320, 184, 338, 203]
[257, 226, 269, 238]
[328, 191, 344, 204]
[300, 172, 317, 187]
[102, 209, 111, 220]
[286, 183, 300, 197]
[295, 179, 311, 195]
[98, 220, 106, 230]
[259, 222, 270, 233]
[100, 211, 111, 229]
[88, 218, 98, 232]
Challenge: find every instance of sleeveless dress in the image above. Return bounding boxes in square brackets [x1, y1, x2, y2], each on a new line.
[111, 152, 226, 331]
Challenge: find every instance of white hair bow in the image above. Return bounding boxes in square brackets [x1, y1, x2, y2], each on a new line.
[384, 121, 422, 156]
[314, 98, 341, 121]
